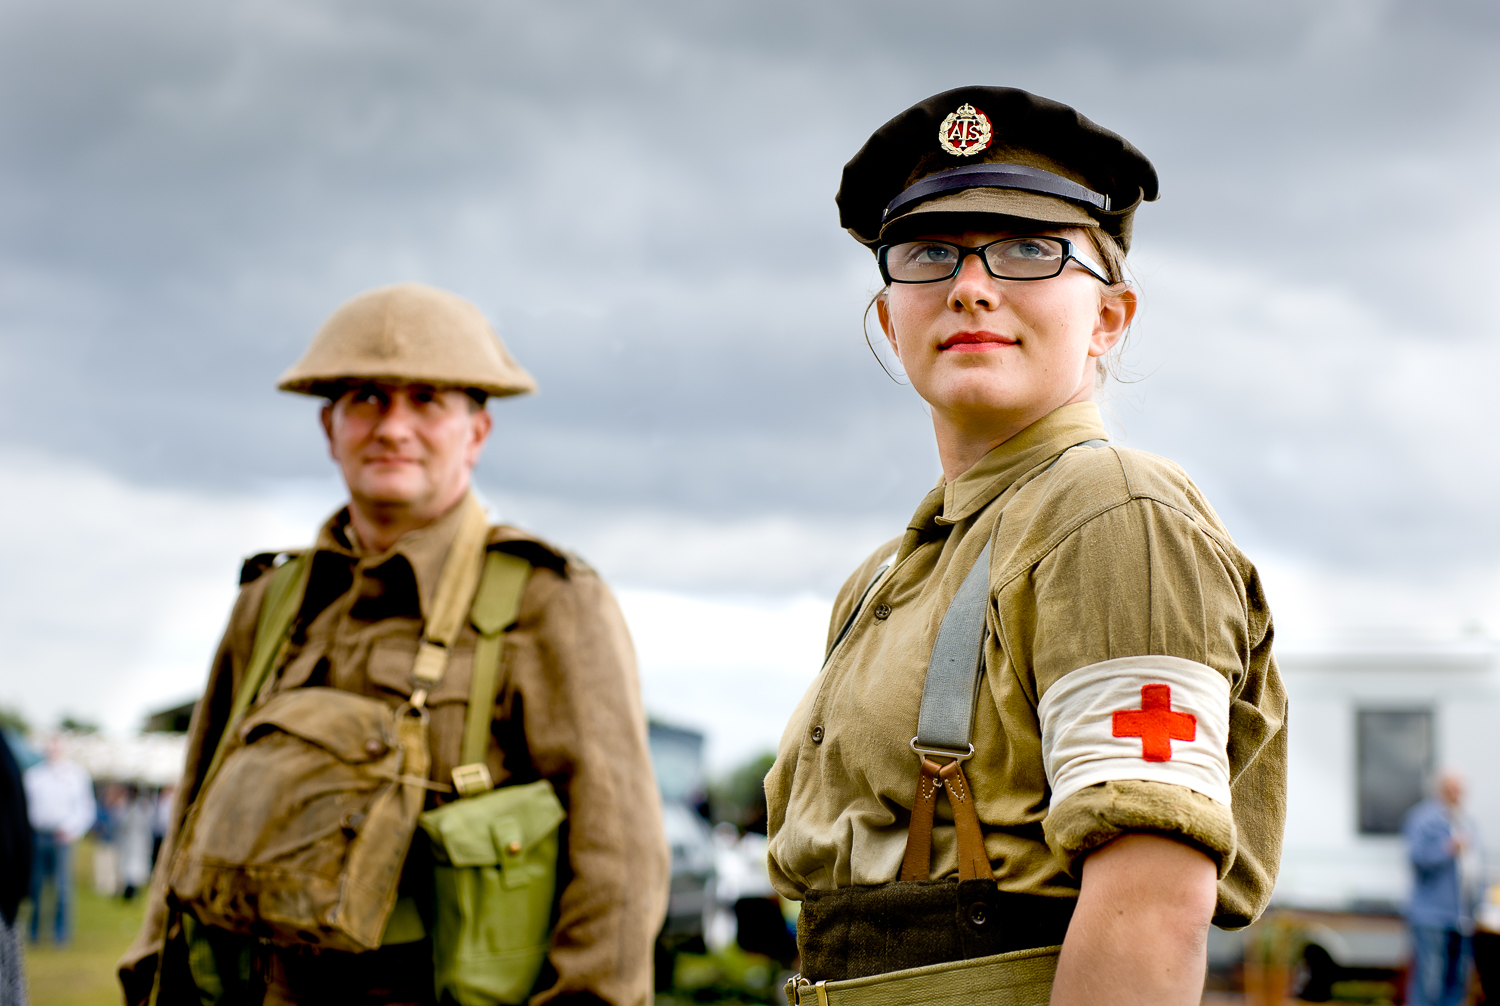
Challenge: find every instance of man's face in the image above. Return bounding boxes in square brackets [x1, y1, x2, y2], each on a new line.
[321, 382, 493, 520]
[1440, 773, 1464, 808]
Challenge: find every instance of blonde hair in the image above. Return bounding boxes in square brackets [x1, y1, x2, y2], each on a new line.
[1079, 227, 1135, 387]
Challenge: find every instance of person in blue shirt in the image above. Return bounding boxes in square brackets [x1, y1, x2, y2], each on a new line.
[1404, 770, 1483, 1006]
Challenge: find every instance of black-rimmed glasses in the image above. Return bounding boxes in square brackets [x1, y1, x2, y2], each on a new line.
[877, 236, 1111, 285]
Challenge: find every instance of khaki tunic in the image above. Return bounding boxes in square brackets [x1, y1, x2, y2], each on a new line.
[765, 402, 1287, 929]
[120, 501, 669, 1006]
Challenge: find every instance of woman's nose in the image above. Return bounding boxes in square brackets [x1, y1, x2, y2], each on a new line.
[948, 253, 998, 311]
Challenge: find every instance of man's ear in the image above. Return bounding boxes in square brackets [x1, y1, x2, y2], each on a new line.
[320, 403, 336, 452]
[466, 406, 493, 467]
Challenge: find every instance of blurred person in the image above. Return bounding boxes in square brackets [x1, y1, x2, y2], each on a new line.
[149, 785, 173, 870]
[115, 785, 153, 901]
[119, 283, 668, 1006]
[93, 782, 124, 896]
[766, 88, 1287, 1006]
[1404, 770, 1482, 1006]
[22, 735, 95, 946]
[1477, 882, 1500, 1003]
[1, 731, 31, 1005]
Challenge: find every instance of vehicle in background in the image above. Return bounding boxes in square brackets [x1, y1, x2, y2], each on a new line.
[649, 721, 716, 991]
[708, 822, 797, 968]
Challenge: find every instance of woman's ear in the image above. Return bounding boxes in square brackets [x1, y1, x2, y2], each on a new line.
[1089, 285, 1137, 358]
[875, 292, 902, 361]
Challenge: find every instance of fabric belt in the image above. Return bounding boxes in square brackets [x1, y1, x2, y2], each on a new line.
[786, 945, 1060, 1006]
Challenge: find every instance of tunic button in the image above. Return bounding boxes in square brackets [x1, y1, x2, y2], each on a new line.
[968, 903, 988, 926]
[364, 740, 384, 757]
[873, 604, 892, 620]
[811, 725, 825, 744]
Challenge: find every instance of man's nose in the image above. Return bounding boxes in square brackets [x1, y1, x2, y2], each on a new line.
[372, 394, 418, 437]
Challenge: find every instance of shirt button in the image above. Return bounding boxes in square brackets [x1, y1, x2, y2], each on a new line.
[873, 604, 892, 620]
[811, 725, 825, 744]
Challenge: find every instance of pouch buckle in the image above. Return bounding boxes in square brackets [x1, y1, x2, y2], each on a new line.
[451, 762, 493, 797]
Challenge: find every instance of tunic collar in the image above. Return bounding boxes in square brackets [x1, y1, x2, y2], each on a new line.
[933, 401, 1109, 527]
[313, 494, 477, 619]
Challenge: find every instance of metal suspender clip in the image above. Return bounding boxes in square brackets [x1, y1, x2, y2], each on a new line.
[909, 738, 974, 763]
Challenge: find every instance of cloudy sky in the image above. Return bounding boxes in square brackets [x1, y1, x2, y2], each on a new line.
[1, 0, 1497, 767]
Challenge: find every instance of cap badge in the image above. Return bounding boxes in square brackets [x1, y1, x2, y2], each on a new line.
[938, 103, 993, 158]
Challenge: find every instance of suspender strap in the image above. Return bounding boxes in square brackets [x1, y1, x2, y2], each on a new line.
[912, 540, 992, 757]
[901, 540, 996, 883]
[451, 550, 532, 797]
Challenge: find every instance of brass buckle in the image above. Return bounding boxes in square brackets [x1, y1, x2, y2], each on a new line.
[783, 974, 827, 1006]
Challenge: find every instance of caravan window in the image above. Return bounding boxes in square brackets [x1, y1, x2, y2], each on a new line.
[1357, 709, 1433, 835]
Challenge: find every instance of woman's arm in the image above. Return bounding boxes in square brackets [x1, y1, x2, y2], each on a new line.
[1050, 833, 1218, 1006]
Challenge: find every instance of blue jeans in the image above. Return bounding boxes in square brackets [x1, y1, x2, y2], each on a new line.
[27, 830, 72, 945]
[1408, 925, 1470, 1006]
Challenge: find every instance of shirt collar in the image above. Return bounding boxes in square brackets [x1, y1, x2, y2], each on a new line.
[931, 401, 1110, 527]
[313, 495, 478, 619]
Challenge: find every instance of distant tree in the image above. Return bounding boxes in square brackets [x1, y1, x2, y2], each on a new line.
[0, 705, 28, 736]
[709, 751, 777, 834]
[58, 714, 100, 734]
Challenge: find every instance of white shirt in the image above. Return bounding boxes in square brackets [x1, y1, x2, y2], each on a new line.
[24, 758, 97, 843]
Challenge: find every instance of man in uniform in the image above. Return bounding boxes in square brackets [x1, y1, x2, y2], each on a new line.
[119, 282, 669, 1006]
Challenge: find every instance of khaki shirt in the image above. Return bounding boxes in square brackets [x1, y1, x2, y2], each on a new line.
[765, 403, 1286, 929]
[121, 501, 669, 1006]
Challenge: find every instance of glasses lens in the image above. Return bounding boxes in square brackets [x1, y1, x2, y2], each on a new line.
[984, 237, 1067, 279]
[885, 241, 963, 282]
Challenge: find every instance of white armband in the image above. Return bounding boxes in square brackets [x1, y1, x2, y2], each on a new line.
[1038, 655, 1232, 809]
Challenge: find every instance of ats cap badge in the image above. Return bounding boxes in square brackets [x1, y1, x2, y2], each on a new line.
[938, 103, 993, 157]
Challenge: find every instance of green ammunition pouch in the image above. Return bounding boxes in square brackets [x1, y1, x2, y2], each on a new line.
[419, 780, 564, 1006]
[160, 495, 559, 1004]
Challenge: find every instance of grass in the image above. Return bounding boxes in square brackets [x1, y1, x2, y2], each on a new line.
[656, 945, 789, 1006]
[20, 837, 145, 1006]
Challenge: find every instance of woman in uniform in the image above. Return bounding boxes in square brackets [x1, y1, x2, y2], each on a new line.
[765, 87, 1286, 1006]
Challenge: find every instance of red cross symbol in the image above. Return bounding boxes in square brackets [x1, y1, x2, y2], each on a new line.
[1112, 684, 1196, 762]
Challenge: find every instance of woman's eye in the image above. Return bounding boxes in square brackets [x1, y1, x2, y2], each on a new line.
[913, 244, 955, 264]
[1000, 239, 1058, 261]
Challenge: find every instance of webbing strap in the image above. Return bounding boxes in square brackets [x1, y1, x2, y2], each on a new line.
[458, 551, 532, 770]
[199, 552, 310, 790]
[409, 494, 491, 709]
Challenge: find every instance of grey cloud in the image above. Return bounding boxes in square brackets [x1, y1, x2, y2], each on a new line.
[0, 0, 1497, 599]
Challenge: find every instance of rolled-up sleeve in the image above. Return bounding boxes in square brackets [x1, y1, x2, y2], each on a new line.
[1005, 494, 1284, 910]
